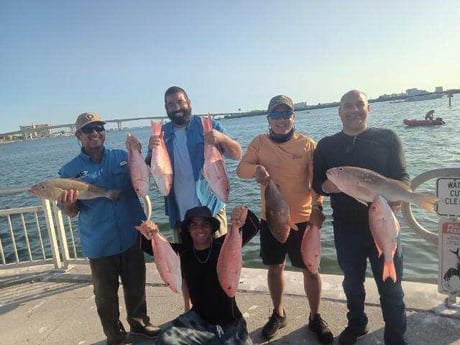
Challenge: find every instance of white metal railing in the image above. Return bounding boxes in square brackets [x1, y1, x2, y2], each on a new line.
[1, 188, 152, 270]
[0, 188, 86, 269]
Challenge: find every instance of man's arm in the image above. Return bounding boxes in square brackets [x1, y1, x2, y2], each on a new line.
[205, 129, 242, 160]
[236, 137, 260, 179]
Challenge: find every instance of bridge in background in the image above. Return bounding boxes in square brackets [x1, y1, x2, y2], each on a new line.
[0, 115, 169, 140]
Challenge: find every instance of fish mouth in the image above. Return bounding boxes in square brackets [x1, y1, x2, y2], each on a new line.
[27, 189, 40, 197]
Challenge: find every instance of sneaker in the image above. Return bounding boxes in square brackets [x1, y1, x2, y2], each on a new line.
[338, 326, 369, 345]
[130, 322, 161, 338]
[261, 310, 287, 340]
[107, 321, 132, 345]
[106, 335, 132, 345]
[308, 314, 334, 344]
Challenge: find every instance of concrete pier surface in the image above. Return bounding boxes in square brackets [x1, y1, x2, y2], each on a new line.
[0, 264, 459, 345]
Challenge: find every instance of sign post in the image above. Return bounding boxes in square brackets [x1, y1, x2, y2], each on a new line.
[436, 178, 460, 306]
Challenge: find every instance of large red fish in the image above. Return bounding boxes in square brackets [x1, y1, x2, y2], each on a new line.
[202, 114, 230, 202]
[326, 166, 438, 212]
[126, 133, 150, 198]
[216, 206, 247, 297]
[301, 224, 321, 274]
[265, 179, 298, 243]
[135, 220, 182, 293]
[150, 121, 173, 196]
[369, 194, 400, 282]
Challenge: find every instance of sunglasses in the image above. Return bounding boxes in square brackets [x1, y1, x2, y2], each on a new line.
[268, 110, 294, 120]
[80, 124, 105, 134]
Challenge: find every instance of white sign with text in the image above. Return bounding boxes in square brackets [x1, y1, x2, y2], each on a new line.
[436, 178, 460, 217]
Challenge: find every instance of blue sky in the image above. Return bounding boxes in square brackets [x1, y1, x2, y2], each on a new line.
[1, 0, 459, 133]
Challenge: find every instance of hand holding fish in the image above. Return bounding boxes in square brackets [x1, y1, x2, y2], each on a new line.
[135, 220, 182, 293]
[56, 189, 79, 217]
[231, 205, 248, 227]
[135, 219, 158, 240]
[204, 127, 225, 146]
[310, 206, 325, 228]
[255, 165, 270, 186]
[56, 189, 79, 205]
[125, 133, 142, 153]
[148, 134, 160, 149]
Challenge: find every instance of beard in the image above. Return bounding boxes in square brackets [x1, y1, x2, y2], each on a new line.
[167, 107, 192, 126]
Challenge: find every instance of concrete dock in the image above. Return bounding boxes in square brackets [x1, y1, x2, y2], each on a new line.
[0, 263, 459, 345]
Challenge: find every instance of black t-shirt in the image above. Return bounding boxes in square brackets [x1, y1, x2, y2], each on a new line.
[141, 209, 260, 325]
[312, 128, 410, 224]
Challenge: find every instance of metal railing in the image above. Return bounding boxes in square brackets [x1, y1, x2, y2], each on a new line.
[0, 188, 86, 269]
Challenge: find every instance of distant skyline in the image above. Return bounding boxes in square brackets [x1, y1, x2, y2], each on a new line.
[1, 0, 460, 133]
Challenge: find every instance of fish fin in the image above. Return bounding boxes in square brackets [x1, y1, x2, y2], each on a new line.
[108, 190, 121, 201]
[150, 120, 158, 135]
[354, 197, 370, 206]
[202, 114, 212, 132]
[382, 262, 397, 283]
[374, 243, 383, 258]
[389, 178, 412, 192]
[413, 193, 439, 213]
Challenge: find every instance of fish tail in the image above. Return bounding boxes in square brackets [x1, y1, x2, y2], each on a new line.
[412, 193, 438, 213]
[382, 262, 397, 283]
[151, 120, 159, 135]
[108, 190, 121, 201]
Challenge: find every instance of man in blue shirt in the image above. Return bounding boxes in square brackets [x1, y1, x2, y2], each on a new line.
[145, 86, 242, 243]
[57, 112, 159, 345]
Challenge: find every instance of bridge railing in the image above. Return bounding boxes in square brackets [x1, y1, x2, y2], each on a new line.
[0, 188, 86, 270]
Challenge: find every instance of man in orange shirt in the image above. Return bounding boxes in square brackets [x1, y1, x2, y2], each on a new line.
[237, 95, 333, 344]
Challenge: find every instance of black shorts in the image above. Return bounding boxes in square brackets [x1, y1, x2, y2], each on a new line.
[259, 219, 308, 268]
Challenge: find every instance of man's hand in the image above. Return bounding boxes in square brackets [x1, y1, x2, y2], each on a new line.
[56, 189, 79, 217]
[148, 135, 161, 150]
[231, 205, 248, 227]
[126, 133, 142, 153]
[310, 206, 325, 228]
[204, 128, 225, 146]
[57, 189, 78, 206]
[255, 165, 270, 186]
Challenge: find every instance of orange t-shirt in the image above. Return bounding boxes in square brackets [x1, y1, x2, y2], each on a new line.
[237, 132, 322, 224]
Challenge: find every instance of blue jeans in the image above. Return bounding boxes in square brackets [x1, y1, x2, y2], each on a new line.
[155, 310, 253, 345]
[333, 222, 408, 345]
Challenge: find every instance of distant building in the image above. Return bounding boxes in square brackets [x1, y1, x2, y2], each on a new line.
[406, 86, 444, 96]
[406, 88, 428, 97]
[19, 124, 52, 139]
[294, 101, 307, 110]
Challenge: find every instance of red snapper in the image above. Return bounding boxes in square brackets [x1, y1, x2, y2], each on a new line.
[369, 195, 400, 282]
[216, 206, 247, 297]
[202, 114, 230, 203]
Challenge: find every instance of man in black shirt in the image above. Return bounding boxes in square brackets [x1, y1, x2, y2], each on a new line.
[144, 205, 259, 345]
[312, 90, 409, 345]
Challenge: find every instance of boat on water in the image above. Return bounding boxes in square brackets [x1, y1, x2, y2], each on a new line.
[403, 118, 446, 127]
[405, 92, 444, 102]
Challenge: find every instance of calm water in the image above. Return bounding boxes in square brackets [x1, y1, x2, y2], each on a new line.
[1, 96, 459, 283]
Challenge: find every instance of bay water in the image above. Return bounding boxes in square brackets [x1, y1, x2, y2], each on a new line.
[1, 96, 459, 283]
